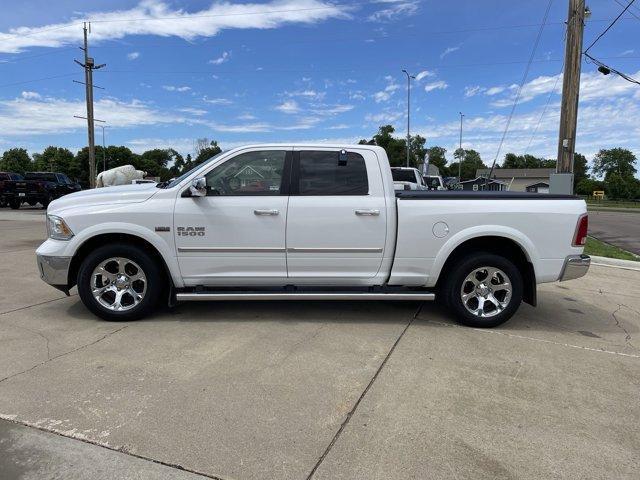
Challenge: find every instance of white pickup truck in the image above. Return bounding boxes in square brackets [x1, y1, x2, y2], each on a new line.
[36, 144, 590, 327]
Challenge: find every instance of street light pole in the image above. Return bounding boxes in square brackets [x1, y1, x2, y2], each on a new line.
[458, 112, 464, 181]
[402, 69, 415, 167]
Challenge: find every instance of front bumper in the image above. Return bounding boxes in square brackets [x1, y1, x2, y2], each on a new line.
[37, 254, 71, 294]
[559, 254, 591, 282]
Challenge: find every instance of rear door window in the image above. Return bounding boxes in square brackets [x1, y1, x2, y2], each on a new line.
[296, 151, 368, 195]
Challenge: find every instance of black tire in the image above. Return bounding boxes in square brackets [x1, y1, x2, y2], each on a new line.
[28, 200, 37, 206]
[41, 195, 52, 209]
[9, 199, 20, 210]
[77, 243, 164, 321]
[444, 252, 523, 328]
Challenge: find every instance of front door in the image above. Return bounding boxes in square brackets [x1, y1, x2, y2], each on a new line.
[175, 149, 291, 286]
[285, 148, 387, 281]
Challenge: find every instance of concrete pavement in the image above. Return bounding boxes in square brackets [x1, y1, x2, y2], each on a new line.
[0, 210, 639, 479]
[589, 209, 640, 255]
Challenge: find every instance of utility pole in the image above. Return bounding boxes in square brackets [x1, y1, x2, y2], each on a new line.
[75, 23, 105, 188]
[402, 69, 415, 167]
[552, 0, 586, 194]
[458, 112, 464, 181]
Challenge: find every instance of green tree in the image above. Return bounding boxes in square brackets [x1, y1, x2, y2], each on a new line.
[32, 146, 75, 173]
[605, 173, 639, 200]
[575, 178, 604, 196]
[592, 148, 637, 180]
[0, 148, 32, 175]
[572, 153, 588, 187]
[451, 148, 486, 180]
[502, 153, 555, 169]
[425, 146, 447, 174]
[194, 139, 222, 167]
[358, 125, 426, 167]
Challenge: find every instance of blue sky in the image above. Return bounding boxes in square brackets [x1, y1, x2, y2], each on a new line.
[0, 0, 639, 168]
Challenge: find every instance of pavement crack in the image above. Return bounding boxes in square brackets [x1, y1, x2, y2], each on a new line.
[0, 416, 226, 480]
[0, 325, 128, 384]
[612, 304, 637, 350]
[0, 294, 77, 318]
[305, 302, 424, 480]
[5, 321, 52, 359]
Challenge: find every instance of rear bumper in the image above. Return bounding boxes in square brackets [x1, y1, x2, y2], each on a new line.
[559, 254, 591, 282]
[36, 254, 71, 294]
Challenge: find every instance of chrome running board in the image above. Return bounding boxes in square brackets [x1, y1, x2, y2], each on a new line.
[176, 291, 435, 302]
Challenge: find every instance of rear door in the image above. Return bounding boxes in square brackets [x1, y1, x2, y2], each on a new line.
[285, 148, 387, 280]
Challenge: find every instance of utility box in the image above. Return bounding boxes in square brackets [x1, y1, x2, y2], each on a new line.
[549, 172, 574, 195]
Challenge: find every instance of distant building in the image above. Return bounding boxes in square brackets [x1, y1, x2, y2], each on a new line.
[476, 168, 555, 192]
[459, 177, 509, 191]
[417, 163, 441, 176]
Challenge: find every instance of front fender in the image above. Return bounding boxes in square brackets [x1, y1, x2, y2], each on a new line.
[50, 222, 183, 288]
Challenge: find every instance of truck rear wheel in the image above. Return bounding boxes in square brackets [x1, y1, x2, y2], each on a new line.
[445, 253, 523, 328]
[77, 244, 163, 321]
[9, 199, 21, 210]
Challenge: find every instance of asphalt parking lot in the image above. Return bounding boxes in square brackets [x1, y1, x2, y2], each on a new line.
[1, 209, 639, 479]
[589, 209, 640, 255]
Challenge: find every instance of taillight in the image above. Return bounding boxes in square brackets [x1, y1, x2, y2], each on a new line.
[572, 214, 588, 247]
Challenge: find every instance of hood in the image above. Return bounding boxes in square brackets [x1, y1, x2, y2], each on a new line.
[48, 183, 159, 214]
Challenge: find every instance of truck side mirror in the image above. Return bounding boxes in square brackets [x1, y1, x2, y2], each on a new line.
[189, 177, 207, 197]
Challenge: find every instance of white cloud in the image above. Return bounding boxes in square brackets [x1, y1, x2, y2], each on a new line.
[162, 85, 191, 92]
[209, 51, 230, 65]
[415, 70, 435, 82]
[127, 51, 140, 60]
[368, 0, 419, 22]
[0, 0, 350, 54]
[286, 89, 324, 100]
[440, 45, 460, 59]
[373, 75, 401, 103]
[237, 113, 257, 120]
[365, 110, 403, 124]
[275, 100, 300, 114]
[203, 96, 232, 105]
[179, 107, 207, 116]
[486, 69, 640, 107]
[0, 94, 176, 135]
[464, 85, 484, 97]
[620, 49, 635, 56]
[423, 80, 448, 92]
[21, 91, 41, 99]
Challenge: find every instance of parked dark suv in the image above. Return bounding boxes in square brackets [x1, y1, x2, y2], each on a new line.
[3, 172, 81, 209]
[0, 172, 24, 207]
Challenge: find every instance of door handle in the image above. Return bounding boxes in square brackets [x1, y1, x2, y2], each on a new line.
[355, 209, 380, 216]
[254, 209, 279, 216]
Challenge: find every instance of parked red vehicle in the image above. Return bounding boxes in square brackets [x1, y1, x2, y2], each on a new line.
[3, 172, 81, 209]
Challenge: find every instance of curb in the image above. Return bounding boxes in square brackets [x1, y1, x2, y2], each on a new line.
[590, 255, 640, 272]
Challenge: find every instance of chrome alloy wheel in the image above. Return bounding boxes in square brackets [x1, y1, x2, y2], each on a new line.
[460, 266, 512, 318]
[91, 257, 147, 311]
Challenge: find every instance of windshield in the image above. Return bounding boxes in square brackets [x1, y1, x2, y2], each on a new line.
[424, 176, 442, 187]
[160, 151, 226, 189]
[392, 169, 417, 183]
[25, 172, 57, 182]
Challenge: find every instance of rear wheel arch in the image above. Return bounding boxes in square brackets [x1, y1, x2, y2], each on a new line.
[436, 235, 536, 306]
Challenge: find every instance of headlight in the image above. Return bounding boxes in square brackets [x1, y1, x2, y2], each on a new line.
[47, 215, 74, 240]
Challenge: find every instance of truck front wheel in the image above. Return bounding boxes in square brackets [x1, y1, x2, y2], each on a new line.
[9, 199, 21, 210]
[77, 244, 163, 321]
[445, 253, 523, 328]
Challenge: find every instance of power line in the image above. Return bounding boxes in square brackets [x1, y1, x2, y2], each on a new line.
[0, 73, 77, 88]
[584, 0, 636, 53]
[485, 0, 555, 184]
[613, 0, 640, 21]
[523, 64, 563, 156]
[584, 52, 640, 84]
